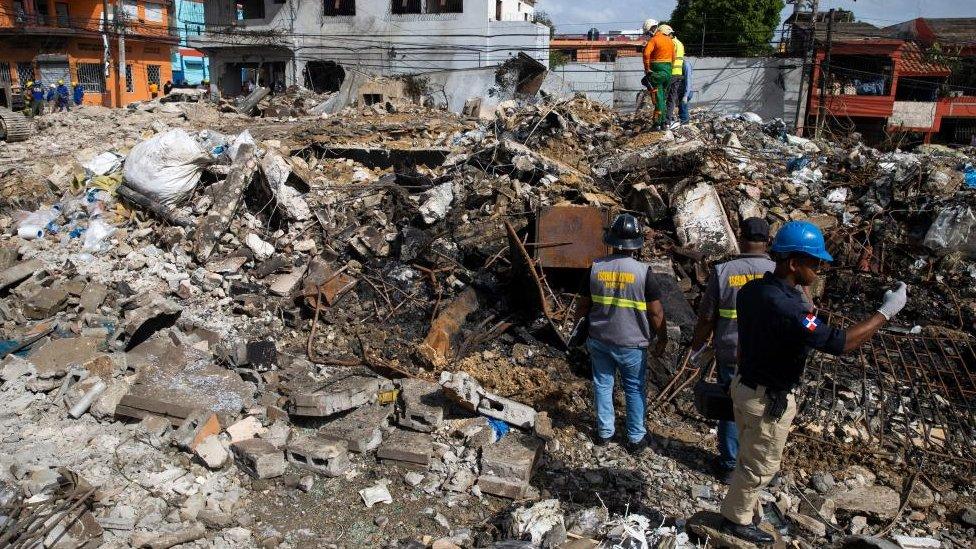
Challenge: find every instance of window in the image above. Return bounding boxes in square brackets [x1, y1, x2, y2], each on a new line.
[13, 1, 26, 23]
[0, 63, 11, 85]
[145, 2, 163, 22]
[147, 64, 161, 86]
[125, 64, 133, 92]
[122, 0, 138, 19]
[599, 49, 617, 63]
[558, 49, 577, 62]
[425, 0, 462, 14]
[237, 0, 265, 20]
[16, 62, 34, 85]
[324, 0, 355, 16]
[76, 63, 106, 93]
[391, 0, 421, 14]
[55, 3, 69, 26]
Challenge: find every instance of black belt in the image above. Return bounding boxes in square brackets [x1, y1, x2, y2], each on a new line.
[739, 377, 793, 393]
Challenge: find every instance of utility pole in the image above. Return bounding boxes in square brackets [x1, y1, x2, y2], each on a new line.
[700, 12, 706, 56]
[102, 0, 111, 101]
[815, 8, 834, 140]
[792, 0, 819, 135]
[115, 0, 126, 107]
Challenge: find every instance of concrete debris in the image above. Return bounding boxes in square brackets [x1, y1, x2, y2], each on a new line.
[1, 83, 974, 548]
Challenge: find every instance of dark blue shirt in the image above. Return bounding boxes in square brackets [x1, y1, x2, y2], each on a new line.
[736, 272, 846, 390]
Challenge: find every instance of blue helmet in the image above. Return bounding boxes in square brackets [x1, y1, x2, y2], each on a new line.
[770, 220, 833, 262]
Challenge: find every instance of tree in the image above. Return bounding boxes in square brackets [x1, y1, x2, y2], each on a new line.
[669, 0, 784, 57]
[533, 11, 556, 39]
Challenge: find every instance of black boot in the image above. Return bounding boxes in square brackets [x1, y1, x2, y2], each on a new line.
[720, 518, 774, 545]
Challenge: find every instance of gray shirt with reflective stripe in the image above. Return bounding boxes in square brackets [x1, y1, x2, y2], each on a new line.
[588, 255, 661, 349]
[699, 254, 776, 364]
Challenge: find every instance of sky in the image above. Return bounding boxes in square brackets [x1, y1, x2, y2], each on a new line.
[537, 0, 976, 33]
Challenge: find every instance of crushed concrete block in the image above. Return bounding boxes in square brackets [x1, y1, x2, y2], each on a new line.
[377, 429, 432, 467]
[453, 416, 494, 449]
[404, 471, 424, 487]
[318, 403, 392, 452]
[27, 336, 101, 379]
[231, 438, 286, 479]
[788, 512, 826, 538]
[477, 392, 536, 429]
[121, 299, 183, 350]
[173, 410, 222, 451]
[534, 411, 554, 441]
[1, 356, 35, 382]
[285, 433, 350, 477]
[195, 435, 228, 469]
[91, 379, 131, 420]
[438, 370, 483, 411]
[360, 483, 393, 508]
[260, 420, 292, 449]
[478, 434, 542, 499]
[268, 268, 305, 297]
[396, 378, 445, 433]
[23, 286, 68, 320]
[226, 416, 267, 443]
[288, 374, 393, 417]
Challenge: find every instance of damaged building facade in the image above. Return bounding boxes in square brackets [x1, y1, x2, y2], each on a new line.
[188, 0, 549, 97]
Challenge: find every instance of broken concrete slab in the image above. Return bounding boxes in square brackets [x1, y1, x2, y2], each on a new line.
[593, 139, 706, 177]
[284, 433, 350, 477]
[117, 336, 252, 425]
[231, 438, 286, 479]
[195, 435, 228, 469]
[673, 181, 739, 259]
[377, 429, 432, 467]
[438, 370, 483, 412]
[192, 144, 258, 262]
[831, 485, 900, 519]
[288, 374, 393, 417]
[226, 416, 267, 443]
[23, 285, 68, 320]
[477, 434, 542, 499]
[396, 378, 445, 433]
[78, 282, 109, 313]
[0, 259, 44, 292]
[120, 299, 183, 351]
[318, 403, 392, 453]
[26, 336, 101, 379]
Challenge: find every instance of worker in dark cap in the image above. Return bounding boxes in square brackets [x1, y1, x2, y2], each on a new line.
[690, 217, 776, 483]
[577, 213, 668, 455]
[719, 220, 907, 544]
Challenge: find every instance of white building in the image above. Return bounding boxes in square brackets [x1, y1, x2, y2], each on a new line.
[188, 0, 548, 96]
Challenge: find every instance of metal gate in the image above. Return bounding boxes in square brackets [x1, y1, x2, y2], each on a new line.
[37, 60, 70, 86]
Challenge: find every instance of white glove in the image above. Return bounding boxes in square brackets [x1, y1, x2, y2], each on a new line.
[689, 346, 706, 366]
[877, 282, 907, 320]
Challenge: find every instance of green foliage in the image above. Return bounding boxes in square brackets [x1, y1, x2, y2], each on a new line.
[533, 10, 556, 39]
[549, 50, 570, 68]
[669, 0, 784, 56]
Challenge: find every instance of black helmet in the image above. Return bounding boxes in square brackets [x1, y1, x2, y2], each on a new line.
[604, 213, 644, 250]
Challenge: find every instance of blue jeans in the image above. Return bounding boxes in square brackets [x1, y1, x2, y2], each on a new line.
[587, 338, 647, 443]
[717, 360, 739, 470]
[679, 101, 690, 124]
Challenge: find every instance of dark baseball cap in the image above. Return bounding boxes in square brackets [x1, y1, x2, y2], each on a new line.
[740, 217, 770, 242]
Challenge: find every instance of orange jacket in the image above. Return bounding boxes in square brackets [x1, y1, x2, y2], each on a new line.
[643, 32, 676, 71]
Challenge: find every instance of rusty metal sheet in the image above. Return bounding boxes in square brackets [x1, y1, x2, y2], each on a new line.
[534, 206, 609, 269]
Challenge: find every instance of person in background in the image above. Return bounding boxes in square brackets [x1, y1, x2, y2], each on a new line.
[45, 84, 57, 113]
[642, 21, 675, 130]
[577, 214, 669, 455]
[679, 58, 694, 124]
[56, 80, 70, 112]
[149, 81, 159, 99]
[72, 81, 85, 106]
[163, 80, 173, 95]
[662, 26, 684, 127]
[29, 81, 44, 117]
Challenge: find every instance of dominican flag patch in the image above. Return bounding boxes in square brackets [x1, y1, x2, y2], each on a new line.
[804, 314, 819, 332]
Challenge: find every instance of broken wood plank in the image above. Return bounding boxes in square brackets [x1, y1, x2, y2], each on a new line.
[416, 288, 479, 369]
[117, 185, 195, 228]
[192, 144, 258, 262]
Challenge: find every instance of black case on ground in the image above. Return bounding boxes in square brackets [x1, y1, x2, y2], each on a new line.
[693, 380, 735, 422]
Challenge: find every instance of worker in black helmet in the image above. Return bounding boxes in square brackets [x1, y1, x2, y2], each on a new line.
[577, 213, 668, 454]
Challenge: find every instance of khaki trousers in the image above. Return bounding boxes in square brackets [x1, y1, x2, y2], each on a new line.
[719, 375, 797, 526]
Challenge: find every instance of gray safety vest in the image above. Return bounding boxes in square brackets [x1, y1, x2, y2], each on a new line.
[588, 255, 653, 348]
[713, 254, 776, 364]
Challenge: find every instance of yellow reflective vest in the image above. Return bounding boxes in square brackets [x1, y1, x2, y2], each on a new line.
[672, 37, 685, 76]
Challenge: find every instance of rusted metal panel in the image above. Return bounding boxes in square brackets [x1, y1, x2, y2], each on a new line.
[534, 205, 609, 269]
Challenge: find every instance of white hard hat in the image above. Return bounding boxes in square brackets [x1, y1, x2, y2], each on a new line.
[658, 24, 674, 36]
[643, 19, 659, 34]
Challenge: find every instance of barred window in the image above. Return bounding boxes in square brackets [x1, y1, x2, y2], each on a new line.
[77, 62, 105, 93]
[125, 64, 133, 92]
[16, 62, 34, 85]
[0, 63, 11, 85]
[147, 64, 161, 86]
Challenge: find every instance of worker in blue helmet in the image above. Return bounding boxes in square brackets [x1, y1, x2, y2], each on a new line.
[718, 220, 908, 545]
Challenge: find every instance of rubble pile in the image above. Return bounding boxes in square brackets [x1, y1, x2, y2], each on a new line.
[0, 92, 974, 548]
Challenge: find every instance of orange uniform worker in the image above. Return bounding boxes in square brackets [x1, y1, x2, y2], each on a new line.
[641, 19, 676, 130]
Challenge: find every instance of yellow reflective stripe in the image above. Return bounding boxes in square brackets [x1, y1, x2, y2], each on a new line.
[718, 308, 737, 319]
[592, 295, 648, 311]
